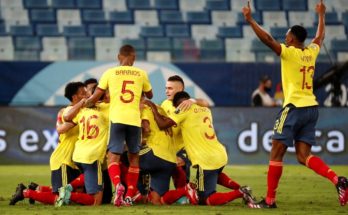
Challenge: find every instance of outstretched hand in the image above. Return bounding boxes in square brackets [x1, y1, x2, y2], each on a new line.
[242, 0, 252, 22]
[315, 0, 326, 15]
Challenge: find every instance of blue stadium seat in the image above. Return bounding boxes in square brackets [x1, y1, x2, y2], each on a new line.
[23, 0, 49, 8]
[51, 0, 75, 9]
[255, 0, 281, 11]
[166, 24, 190, 37]
[172, 38, 196, 49]
[200, 39, 225, 61]
[314, 12, 340, 25]
[15, 37, 41, 50]
[251, 39, 270, 52]
[270, 27, 288, 40]
[159, 11, 184, 24]
[30, 9, 56, 23]
[171, 38, 198, 61]
[122, 38, 145, 50]
[205, 0, 230, 11]
[10, 26, 33, 36]
[109, 11, 134, 24]
[331, 39, 348, 52]
[36, 24, 60, 36]
[147, 37, 171, 50]
[88, 24, 113, 37]
[0, 23, 6, 36]
[82, 10, 106, 23]
[128, 0, 151, 10]
[217, 26, 242, 38]
[63, 26, 86, 37]
[140, 26, 164, 37]
[255, 51, 279, 62]
[237, 12, 262, 25]
[76, 0, 102, 9]
[154, 0, 178, 10]
[68, 37, 95, 60]
[282, 0, 307, 11]
[186, 12, 211, 24]
[342, 12, 348, 33]
[14, 50, 40, 61]
[306, 26, 317, 38]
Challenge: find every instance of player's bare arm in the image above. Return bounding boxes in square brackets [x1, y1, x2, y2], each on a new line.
[56, 108, 75, 134]
[144, 89, 153, 99]
[242, 0, 281, 55]
[144, 99, 176, 130]
[84, 87, 104, 108]
[63, 98, 86, 122]
[312, 0, 326, 47]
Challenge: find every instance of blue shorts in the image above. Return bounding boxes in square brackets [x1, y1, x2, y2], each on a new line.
[272, 104, 318, 147]
[75, 161, 103, 194]
[108, 123, 141, 154]
[51, 164, 80, 193]
[196, 166, 224, 205]
[140, 148, 176, 196]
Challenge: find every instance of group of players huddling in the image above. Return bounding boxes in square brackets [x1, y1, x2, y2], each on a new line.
[9, 0, 348, 209]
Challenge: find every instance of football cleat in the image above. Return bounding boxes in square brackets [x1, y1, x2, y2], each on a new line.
[123, 196, 133, 206]
[28, 182, 39, 205]
[9, 183, 26, 205]
[248, 198, 277, 209]
[55, 185, 73, 207]
[113, 183, 125, 207]
[239, 186, 256, 204]
[336, 176, 348, 206]
[185, 182, 198, 205]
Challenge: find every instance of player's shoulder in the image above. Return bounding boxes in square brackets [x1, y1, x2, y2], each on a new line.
[307, 43, 320, 51]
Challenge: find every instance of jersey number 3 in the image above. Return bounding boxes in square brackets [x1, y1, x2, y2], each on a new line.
[300, 66, 314, 90]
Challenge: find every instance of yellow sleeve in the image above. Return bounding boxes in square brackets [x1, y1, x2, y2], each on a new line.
[142, 71, 152, 92]
[98, 70, 110, 90]
[308, 43, 320, 57]
[170, 110, 186, 125]
[72, 111, 80, 124]
[280, 44, 290, 59]
[141, 106, 152, 121]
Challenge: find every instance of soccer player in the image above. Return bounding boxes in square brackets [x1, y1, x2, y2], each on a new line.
[9, 82, 87, 205]
[170, 91, 255, 206]
[56, 89, 110, 206]
[84, 78, 98, 97]
[84, 44, 153, 206]
[140, 98, 198, 205]
[242, 0, 348, 208]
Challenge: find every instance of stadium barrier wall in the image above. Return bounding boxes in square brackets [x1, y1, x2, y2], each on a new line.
[1, 61, 347, 107]
[0, 107, 346, 165]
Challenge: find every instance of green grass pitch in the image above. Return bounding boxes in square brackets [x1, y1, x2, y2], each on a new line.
[0, 165, 347, 215]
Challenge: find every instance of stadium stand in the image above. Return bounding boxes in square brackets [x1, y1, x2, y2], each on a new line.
[0, 0, 346, 62]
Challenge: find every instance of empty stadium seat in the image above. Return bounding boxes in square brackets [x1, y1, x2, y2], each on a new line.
[51, 0, 75, 9]
[128, 0, 151, 10]
[0, 23, 6, 35]
[57, 10, 82, 31]
[154, 0, 178, 10]
[282, 0, 307, 11]
[122, 38, 145, 50]
[95, 37, 122, 61]
[337, 52, 348, 63]
[10, 25, 33, 36]
[0, 0, 23, 8]
[205, 0, 230, 11]
[88, 24, 113, 37]
[255, 0, 281, 11]
[147, 51, 171, 62]
[109, 11, 134, 24]
[63, 26, 86, 37]
[23, 0, 49, 9]
[251, 39, 270, 52]
[331, 39, 348, 52]
[191, 25, 218, 41]
[200, 39, 225, 61]
[140, 26, 164, 37]
[217, 26, 242, 38]
[147, 37, 171, 50]
[0, 36, 14, 60]
[172, 37, 198, 61]
[134, 10, 159, 26]
[263, 11, 288, 27]
[36, 24, 60, 36]
[231, 0, 255, 11]
[30, 9, 56, 23]
[82, 10, 107, 24]
[225, 38, 252, 51]
[166, 24, 190, 37]
[68, 37, 95, 60]
[159, 11, 184, 24]
[179, 0, 206, 12]
[270, 27, 288, 40]
[114, 25, 140, 39]
[237, 12, 262, 25]
[255, 51, 279, 63]
[314, 12, 340, 25]
[14, 50, 40, 61]
[15, 36, 41, 50]
[211, 11, 238, 26]
[186, 11, 211, 24]
[103, 0, 127, 11]
[76, 0, 101, 9]
[226, 50, 255, 62]
[41, 37, 68, 61]
[288, 11, 315, 27]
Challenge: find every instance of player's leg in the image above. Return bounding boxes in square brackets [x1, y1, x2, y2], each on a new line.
[107, 123, 126, 206]
[124, 124, 142, 205]
[217, 172, 241, 190]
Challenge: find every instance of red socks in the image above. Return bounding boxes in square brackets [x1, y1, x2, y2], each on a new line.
[125, 166, 140, 198]
[70, 192, 95, 205]
[206, 190, 243, 205]
[38, 186, 52, 192]
[108, 162, 121, 186]
[266, 161, 283, 205]
[23, 190, 57, 205]
[306, 155, 338, 185]
[172, 166, 187, 189]
[218, 172, 240, 190]
[70, 174, 85, 189]
[161, 187, 186, 204]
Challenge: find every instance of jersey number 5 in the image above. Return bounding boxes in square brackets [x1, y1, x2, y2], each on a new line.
[300, 66, 314, 90]
[120, 80, 135, 103]
[80, 115, 99, 140]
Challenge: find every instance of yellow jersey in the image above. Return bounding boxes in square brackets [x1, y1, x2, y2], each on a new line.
[161, 99, 184, 152]
[141, 105, 177, 163]
[72, 103, 110, 164]
[50, 106, 78, 171]
[280, 43, 320, 107]
[98, 66, 152, 127]
[170, 104, 227, 170]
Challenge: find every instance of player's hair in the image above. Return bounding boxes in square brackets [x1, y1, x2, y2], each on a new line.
[168, 75, 185, 88]
[84, 78, 98, 86]
[260, 75, 271, 83]
[290, 25, 307, 43]
[119, 44, 135, 56]
[64, 82, 85, 102]
[173, 91, 191, 108]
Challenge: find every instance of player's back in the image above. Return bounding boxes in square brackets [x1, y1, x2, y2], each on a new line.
[280, 43, 320, 107]
[99, 65, 152, 127]
[50, 106, 79, 170]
